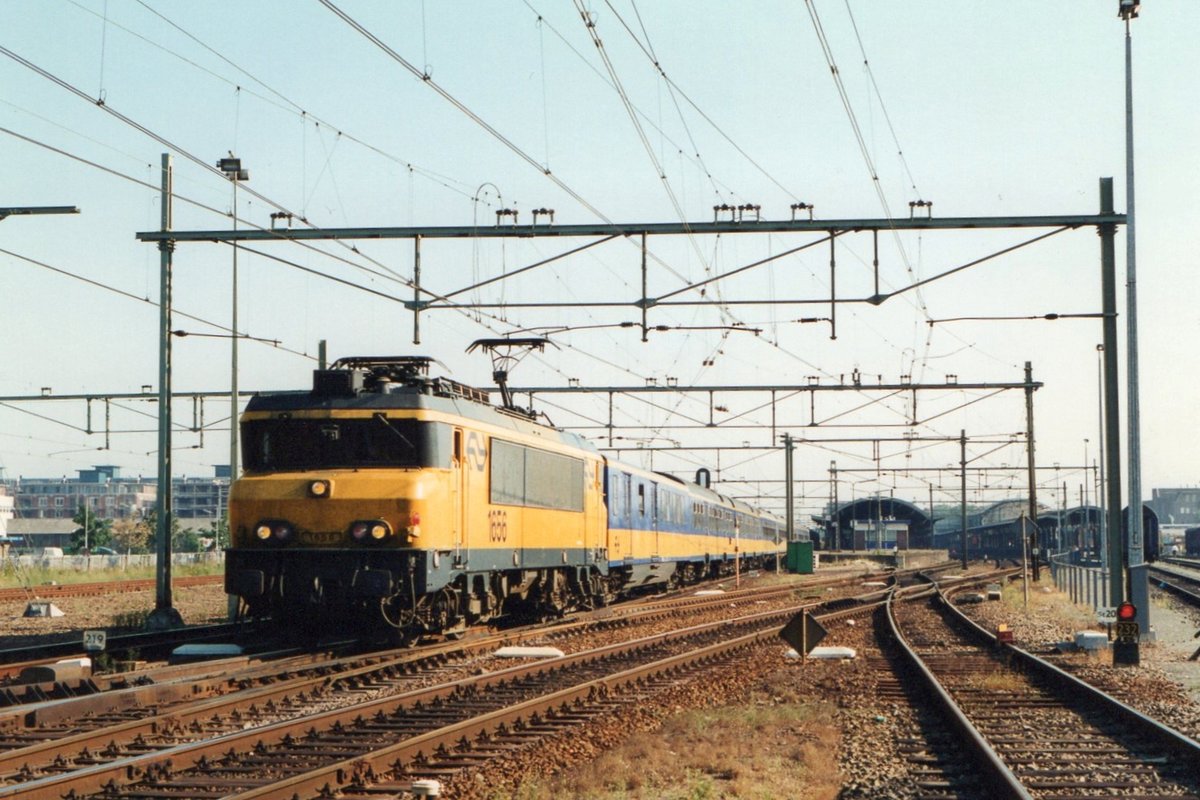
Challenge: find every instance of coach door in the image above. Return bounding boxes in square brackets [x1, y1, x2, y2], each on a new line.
[652, 485, 661, 560]
[452, 428, 466, 556]
[607, 471, 621, 559]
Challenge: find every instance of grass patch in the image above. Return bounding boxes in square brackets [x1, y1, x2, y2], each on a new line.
[974, 670, 1025, 693]
[507, 694, 841, 800]
[0, 561, 221, 589]
[1009, 574, 1094, 629]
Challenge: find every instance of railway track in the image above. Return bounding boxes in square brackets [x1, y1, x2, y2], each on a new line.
[889, 583, 1200, 798]
[0, 563, 987, 797]
[0, 566, 950, 799]
[0, 621, 264, 680]
[1149, 562, 1200, 610]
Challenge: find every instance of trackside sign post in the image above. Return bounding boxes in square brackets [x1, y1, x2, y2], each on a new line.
[780, 610, 828, 656]
[83, 629, 107, 652]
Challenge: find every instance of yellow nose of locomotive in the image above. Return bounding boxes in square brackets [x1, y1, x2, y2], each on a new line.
[229, 470, 440, 549]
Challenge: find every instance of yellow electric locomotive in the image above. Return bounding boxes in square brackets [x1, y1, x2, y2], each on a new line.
[225, 356, 784, 641]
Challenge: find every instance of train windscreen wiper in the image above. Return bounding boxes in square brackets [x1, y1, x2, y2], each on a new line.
[373, 412, 416, 451]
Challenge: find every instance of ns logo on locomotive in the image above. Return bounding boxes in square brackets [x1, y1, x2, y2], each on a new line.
[225, 356, 785, 642]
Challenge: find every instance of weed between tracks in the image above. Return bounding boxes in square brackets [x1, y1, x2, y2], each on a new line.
[973, 670, 1025, 693]
[1004, 573, 1094, 630]
[495, 677, 841, 800]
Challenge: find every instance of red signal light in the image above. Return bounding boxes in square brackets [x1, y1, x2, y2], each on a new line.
[1116, 601, 1136, 621]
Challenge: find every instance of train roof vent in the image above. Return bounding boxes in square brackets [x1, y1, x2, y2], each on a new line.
[329, 356, 433, 378]
[323, 356, 450, 394]
[312, 369, 364, 397]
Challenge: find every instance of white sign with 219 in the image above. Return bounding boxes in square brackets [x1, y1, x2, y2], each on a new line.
[83, 629, 107, 652]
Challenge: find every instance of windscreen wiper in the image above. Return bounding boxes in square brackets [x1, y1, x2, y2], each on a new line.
[373, 412, 415, 450]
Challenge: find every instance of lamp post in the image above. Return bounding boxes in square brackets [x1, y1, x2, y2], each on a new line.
[1054, 463, 1061, 551]
[1083, 439, 1091, 554]
[1096, 344, 1107, 569]
[147, 153, 183, 631]
[829, 461, 839, 551]
[1119, 0, 1148, 658]
[218, 156, 249, 481]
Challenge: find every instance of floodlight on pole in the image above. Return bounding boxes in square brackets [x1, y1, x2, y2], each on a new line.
[217, 155, 249, 481]
[1119, 0, 1149, 657]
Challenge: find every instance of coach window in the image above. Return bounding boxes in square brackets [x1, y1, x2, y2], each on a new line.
[453, 429, 463, 465]
[638, 484, 645, 516]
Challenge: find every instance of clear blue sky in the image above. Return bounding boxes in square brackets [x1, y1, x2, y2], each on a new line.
[1, 1, 1196, 517]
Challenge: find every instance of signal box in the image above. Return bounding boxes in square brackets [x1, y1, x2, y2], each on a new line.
[1113, 601, 1140, 666]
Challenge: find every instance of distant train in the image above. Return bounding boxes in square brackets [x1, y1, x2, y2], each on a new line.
[931, 502, 1159, 564]
[1186, 527, 1200, 557]
[225, 357, 785, 641]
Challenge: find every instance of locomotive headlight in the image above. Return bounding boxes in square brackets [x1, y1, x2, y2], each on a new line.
[254, 520, 294, 544]
[307, 479, 331, 498]
[348, 519, 391, 544]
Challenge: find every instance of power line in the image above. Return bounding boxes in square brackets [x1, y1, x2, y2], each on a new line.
[0, 245, 314, 361]
[0, 124, 553, 356]
[840, 0, 921, 197]
[68, 0, 484, 204]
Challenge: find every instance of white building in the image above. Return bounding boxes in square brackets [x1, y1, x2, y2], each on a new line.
[0, 486, 13, 537]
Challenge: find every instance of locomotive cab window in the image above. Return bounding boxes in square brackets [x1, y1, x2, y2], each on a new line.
[242, 417, 439, 471]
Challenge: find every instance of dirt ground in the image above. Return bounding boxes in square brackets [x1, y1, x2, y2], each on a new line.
[0, 583, 231, 650]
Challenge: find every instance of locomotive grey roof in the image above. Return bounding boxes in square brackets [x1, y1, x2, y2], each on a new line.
[245, 366, 598, 454]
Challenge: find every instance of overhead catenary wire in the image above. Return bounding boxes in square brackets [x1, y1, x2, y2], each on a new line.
[0, 124, 606, 375]
[0, 245, 313, 361]
[840, 0, 921, 198]
[559, 2, 955, 444]
[315, 0, 823, 420]
[522, 1, 750, 206]
[0, 123, 655, 396]
[73, 0, 941, 442]
[105, 0, 483, 202]
[9, 9, 1046, 491]
[319, 0, 612, 227]
[572, 1, 719, 298]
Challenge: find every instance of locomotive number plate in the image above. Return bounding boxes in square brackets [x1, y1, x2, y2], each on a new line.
[299, 531, 341, 545]
[489, 509, 508, 542]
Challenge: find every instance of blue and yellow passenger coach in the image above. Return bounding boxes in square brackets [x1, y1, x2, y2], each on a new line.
[225, 357, 785, 640]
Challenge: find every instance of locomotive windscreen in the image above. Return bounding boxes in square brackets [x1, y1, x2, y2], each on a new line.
[241, 417, 437, 471]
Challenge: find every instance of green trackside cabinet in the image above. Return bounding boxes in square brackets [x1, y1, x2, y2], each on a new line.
[786, 540, 815, 574]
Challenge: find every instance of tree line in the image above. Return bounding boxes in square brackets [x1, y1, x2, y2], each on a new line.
[70, 505, 229, 555]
